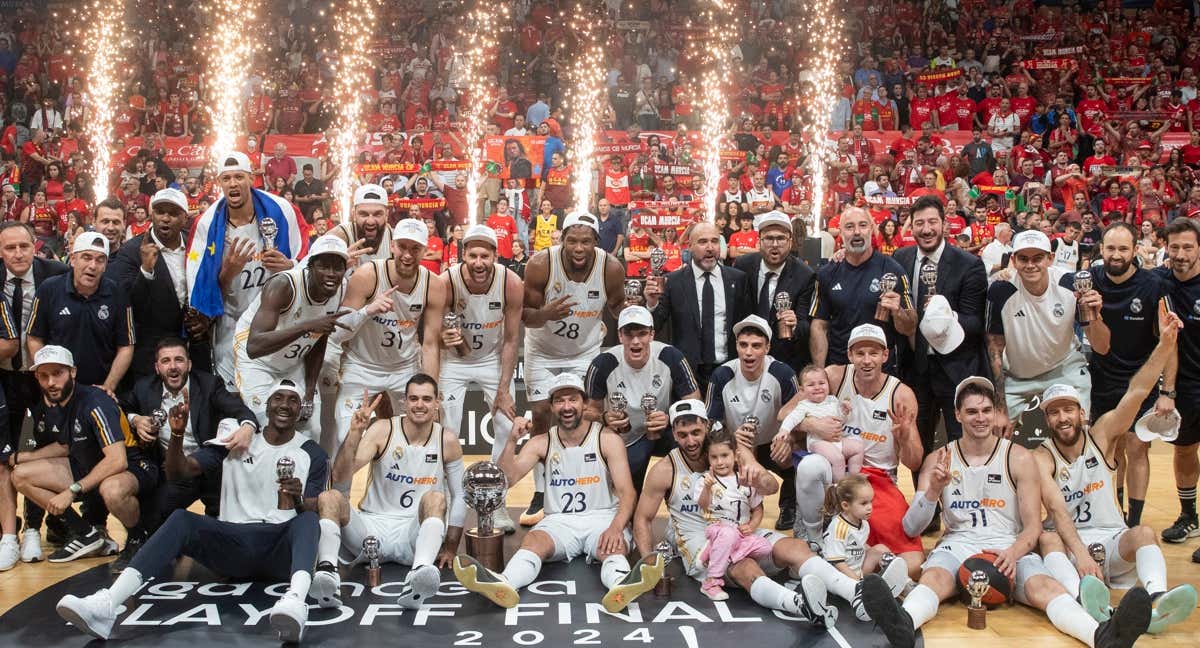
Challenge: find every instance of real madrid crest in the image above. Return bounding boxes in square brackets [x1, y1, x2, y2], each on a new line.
[712, 485, 725, 500]
[1130, 297, 1142, 314]
[393, 445, 404, 459]
[1193, 299, 1200, 317]
[551, 451, 561, 465]
[951, 470, 962, 484]
[681, 476, 692, 491]
[1052, 303, 1065, 318]
[1058, 466, 1071, 483]
[252, 396, 262, 407]
[98, 304, 110, 320]
[869, 278, 881, 293]
[74, 419, 82, 434]
[552, 281, 563, 294]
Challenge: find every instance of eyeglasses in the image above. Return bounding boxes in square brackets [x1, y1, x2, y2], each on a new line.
[761, 235, 791, 245]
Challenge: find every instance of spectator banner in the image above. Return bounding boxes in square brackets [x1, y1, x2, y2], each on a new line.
[1104, 77, 1152, 85]
[355, 160, 471, 176]
[393, 197, 447, 210]
[916, 69, 963, 85]
[1020, 31, 1059, 42]
[594, 142, 647, 156]
[865, 196, 912, 206]
[629, 200, 703, 229]
[483, 135, 546, 180]
[652, 162, 702, 181]
[1098, 165, 1145, 176]
[1021, 58, 1077, 71]
[1041, 45, 1085, 56]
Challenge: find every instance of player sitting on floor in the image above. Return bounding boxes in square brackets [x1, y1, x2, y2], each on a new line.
[821, 473, 911, 619]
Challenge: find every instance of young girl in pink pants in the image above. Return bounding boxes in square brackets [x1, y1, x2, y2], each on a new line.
[694, 427, 773, 601]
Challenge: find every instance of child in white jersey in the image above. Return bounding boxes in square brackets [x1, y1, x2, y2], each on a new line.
[694, 428, 772, 601]
[821, 474, 910, 619]
[780, 365, 864, 480]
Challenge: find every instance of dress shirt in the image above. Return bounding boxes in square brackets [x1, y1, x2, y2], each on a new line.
[693, 262, 727, 363]
[3, 266, 33, 370]
[140, 231, 188, 306]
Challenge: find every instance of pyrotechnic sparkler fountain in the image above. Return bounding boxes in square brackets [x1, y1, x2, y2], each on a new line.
[455, 5, 511, 225]
[77, 0, 126, 202]
[204, 0, 259, 164]
[331, 0, 380, 219]
[563, 4, 607, 217]
[694, 1, 737, 224]
[796, 0, 846, 230]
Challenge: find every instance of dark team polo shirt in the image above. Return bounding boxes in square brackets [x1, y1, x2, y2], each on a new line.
[809, 251, 913, 367]
[26, 272, 134, 386]
[30, 383, 132, 479]
[0, 299, 18, 457]
[1091, 267, 1168, 396]
[1155, 265, 1200, 396]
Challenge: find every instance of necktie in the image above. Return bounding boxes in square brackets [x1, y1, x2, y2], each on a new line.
[758, 271, 776, 319]
[917, 256, 933, 312]
[10, 277, 21, 370]
[701, 272, 715, 365]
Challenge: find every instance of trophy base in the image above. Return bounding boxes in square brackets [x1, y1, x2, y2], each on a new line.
[653, 574, 673, 598]
[466, 528, 505, 572]
[967, 606, 986, 630]
[366, 565, 381, 588]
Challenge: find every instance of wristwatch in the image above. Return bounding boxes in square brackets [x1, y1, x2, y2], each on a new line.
[1161, 389, 1178, 400]
[69, 482, 83, 499]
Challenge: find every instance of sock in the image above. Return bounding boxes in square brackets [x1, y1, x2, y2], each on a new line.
[533, 464, 545, 493]
[317, 519, 341, 566]
[1044, 552, 1081, 599]
[1127, 499, 1145, 527]
[901, 584, 940, 629]
[1178, 487, 1196, 517]
[289, 571, 312, 600]
[750, 576, 806, 614]
[600, 554, 631, 589]
[1117, 487, 1125, 510]
[501, 549, 542, 590]
[56, 509, 92, 536]
[412, 518, 446, 568]
[109, 567, 144, 603]
[1134, 545, 1168, 595]
[804, 522, 823, 544]
[1046, 593, 1099, 648]
[798, 556, 857, 602]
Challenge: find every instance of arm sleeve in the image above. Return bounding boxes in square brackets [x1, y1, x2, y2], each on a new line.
[301, 441, 330, 499]
[956, 256, 989, 337]
[809, 275, 829, 320]
[585, 353, 618, 401]
[445, 457, 466, 528]
[0, 300, 16, 339]
[327, 307, 369, 345]
[664, 346, 699, 397]
[706, 366, 734, 424]
[88, 397, 127, 447]
[771, 362, 799, 405]
[902, 491, 938, 538]
[115, 302, 135, 346]
[986, 282, 1015, 335]
[822, 520, 847, 562]
[25, 290, 48, 338]
[190, 445, 228, 475]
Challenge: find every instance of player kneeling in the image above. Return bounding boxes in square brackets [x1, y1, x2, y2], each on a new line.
[311, 374, 466, 609]
[452, 374, 663, 612]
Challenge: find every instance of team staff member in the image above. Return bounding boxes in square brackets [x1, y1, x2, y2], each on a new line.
[0, 297, 21, 570]
[55, 380, 328, 643]
[809, 206, 915, 370]
[26, 232, 134, 395]
[585, 306, 700, 493]
[1086, 223, 1170, 528]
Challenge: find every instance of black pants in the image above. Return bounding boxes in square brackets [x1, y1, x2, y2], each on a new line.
[131, 509, 320, 581]
[627, 433, 676, 497]
[913, 359, 961, 457]
[756, 442, 795, 512]
[149, 475, 222, 532]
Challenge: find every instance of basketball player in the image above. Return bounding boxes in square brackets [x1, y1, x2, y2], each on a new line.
[311, 374, 465, 610]
[634, 399, 876, 623]
[232, 235, 349, 441]
[439, 224, 522, 530]
[55, 379, 328, 643]
[522, 212, 626, 524]
[862, 376, 1153, 648]
[452, 374, 663, 613]
[785, 324, 925, 577]
[186, 152, 305, 389]
[326, 219, 447, 463]
[1035, 306, 1197, 634]
[328, 184, 393, 262]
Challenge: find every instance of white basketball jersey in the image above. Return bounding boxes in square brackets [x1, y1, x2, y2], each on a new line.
[235, 265, 345, 374]
[823, 514, 872, 574]
[1045, 433, 1126, 534]
[665, 449, 708, 557]
[543, 422, 618, 515]
[223, 221, 270, 321]
[940, 438, 1021, 545]
[344, 260, 429, 371]
[358, 416, 445, 518]
[694, 473, 761, 526]
[525, 246, 607, 358]
[1053, 239, 1080, 271]
[334, 221, 393, 262]
[445, 263, 508, 364]
[836, 366, 901, 478]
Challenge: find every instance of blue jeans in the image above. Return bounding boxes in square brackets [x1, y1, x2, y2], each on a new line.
[626, 433, 677, 495]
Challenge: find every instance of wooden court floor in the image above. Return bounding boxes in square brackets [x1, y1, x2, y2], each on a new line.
[2, 443, 1198, 647]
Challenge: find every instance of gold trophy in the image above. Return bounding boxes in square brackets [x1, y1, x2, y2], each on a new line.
[966, 570, 990, 630]
[773, 291, 793, 339]
[875, 273, 898, 321]
[275, 457, 296, 510]
[363, 536, 382, 587]
[259, 217, 278, 252]
[1074, 270, 1094, 323]
[464, 461, 508, 571]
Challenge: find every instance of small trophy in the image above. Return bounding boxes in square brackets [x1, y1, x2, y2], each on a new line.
[1074, 270, 1094, 323]
[875, 273, 898, 321]
[624, 278, 643, 304]
[1088, 542, 1107, 567]
[966, 570, 990, 630]
[259, 217, 278, 252]
[610, 392, 628, 414]
[649, 248, 667, 276]
[653, 540, 677, 598]
[742, 415, 760, 445]
[443, 311, 467, 356]
[919, 261, 938, 309]
[363, 536, 382, 587]
[773, 291, 793, 339]
[641, 394, 660, 439]
[150, 407, 168, 430]
[298, 399, 314, 422]
[464, 461, 508, 571]
[276, 456, 296, 510]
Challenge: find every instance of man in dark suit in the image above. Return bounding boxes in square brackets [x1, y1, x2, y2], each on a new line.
[733, 211, 816, 370]
[105, 188, 210, 389]
[893, 195, 988, 455]
[118, 337, 256, 570]
[0, 220, 69, 555]
[645, 221, 751, 393]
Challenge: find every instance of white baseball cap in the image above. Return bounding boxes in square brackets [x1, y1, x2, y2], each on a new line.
[732, 314, 772, 342]
[562, 211, 600, 234]
[1134, 409, 1181, 443]
[71, 231, 110, 257]
[1012, 229, 1052, 254]
[306, 234, 350, 261]
[392, 218, 429, 246]
[754, 210, 791, 233]
[30, 345, 74, 370]
[269, 379, 304, 398]
[1040, 384, 1083, 410]
[954, 376, 995, 404]
[217, 151, 253, 175]
[847, 323, 887, 350]
[353, 183, 389, 207]
[462, 224, 499, 249]
[547, 373, 586, 399]
[670, 399, 709, 425]
[918, 294, 965, 354]
[618, 305, 654, 330]
[150, 187, 189, 213]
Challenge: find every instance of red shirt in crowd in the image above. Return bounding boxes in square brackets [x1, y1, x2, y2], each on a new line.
[485, 213, 517, 258]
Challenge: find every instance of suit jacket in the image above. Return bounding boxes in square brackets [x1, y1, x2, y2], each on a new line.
[734, 252, 816, 368]
[121, 369, 256, 450]
[105, 234, 188, 381]
[893, 243, 988, 388]
[650, 262, 751, 370]
[0, 256, 68, 368]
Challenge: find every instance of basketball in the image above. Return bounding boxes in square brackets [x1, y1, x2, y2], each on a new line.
[956, 551, 1013, 608]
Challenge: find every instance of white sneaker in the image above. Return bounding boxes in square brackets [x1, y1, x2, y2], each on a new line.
[398, 564, 441, 609]
[492, 508, 516, 535]
[880, 555, 911, 598]
[57, 590, 119, 640]
[0, 535, 18, 571]
[269, 593, 309, 643]
[310, 568, 342, 609]
[20, 528, 42, 563]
